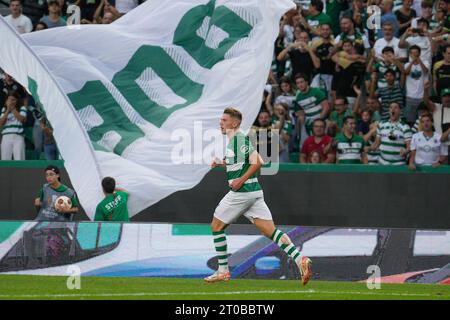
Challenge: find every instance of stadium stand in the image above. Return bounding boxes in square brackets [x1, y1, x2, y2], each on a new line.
[1, 0, 449, 166]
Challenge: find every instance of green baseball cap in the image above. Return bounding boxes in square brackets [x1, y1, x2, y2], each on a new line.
[441, 88, 450, 97]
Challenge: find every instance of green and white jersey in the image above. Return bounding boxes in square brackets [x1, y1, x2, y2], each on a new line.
[334, 133, 365, 164]
[271, 116, 293, 136]
[225, 131, 262, 193]
[0, 106, 27, 135]
[377, 120, 412, 165]
[294, 87, 326, 125]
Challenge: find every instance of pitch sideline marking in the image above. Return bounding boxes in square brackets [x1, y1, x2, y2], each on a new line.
[0, 289, 441, 298]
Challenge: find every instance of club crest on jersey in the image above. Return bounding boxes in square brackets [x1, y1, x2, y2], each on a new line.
[240, 145, 250, 155]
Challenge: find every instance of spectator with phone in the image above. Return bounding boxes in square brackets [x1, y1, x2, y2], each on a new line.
[399, 18, 433, 67]
[404, 45, 429, 125]
[277, 28, 320, 83]
[371, 46, 405, 89]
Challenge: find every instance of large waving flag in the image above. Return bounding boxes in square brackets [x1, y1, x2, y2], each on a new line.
[0, 0, 294, 219]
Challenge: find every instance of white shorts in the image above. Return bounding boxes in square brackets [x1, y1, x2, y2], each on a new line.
[1, 134, 25, 160]
[214, 190, 272, 225]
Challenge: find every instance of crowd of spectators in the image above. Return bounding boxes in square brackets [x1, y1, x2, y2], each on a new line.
[252, 0, 450, 167]
[1, 0, 450, 168]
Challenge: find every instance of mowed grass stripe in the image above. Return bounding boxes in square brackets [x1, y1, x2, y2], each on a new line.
[0, 275, 448, 300]
[0, 289, 440, 299]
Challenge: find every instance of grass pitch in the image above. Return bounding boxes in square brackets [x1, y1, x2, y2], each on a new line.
[0, 275, 448, 300]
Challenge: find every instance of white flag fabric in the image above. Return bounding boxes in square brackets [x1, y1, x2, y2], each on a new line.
[0, 0, 294, 219]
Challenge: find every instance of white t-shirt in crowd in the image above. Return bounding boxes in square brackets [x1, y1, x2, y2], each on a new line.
[4, 14, 33, 34]
[374, 37, 407, 60]
[411, 132, 448, 165]
[405, 36, 432, 66]
[405, 62, 429, 99]
[115, 0, 139, 14]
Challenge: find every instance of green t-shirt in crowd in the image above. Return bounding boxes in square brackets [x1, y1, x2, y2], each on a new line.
[294, 87, 327, 123]
[94, 190, 130, 222]
[306, 12, 332, 30]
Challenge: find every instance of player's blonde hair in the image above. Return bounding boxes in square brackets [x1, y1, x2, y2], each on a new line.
[223, 107, 242, 122]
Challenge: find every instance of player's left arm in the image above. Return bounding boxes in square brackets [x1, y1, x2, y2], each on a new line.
[229, 151, 263, 191]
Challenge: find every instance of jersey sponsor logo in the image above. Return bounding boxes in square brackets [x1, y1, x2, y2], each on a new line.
[226, 148, 235, 158]
[298, 96, 317, 107]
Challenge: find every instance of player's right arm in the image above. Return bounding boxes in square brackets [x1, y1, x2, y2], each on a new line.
[211, 157, 226, 168]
